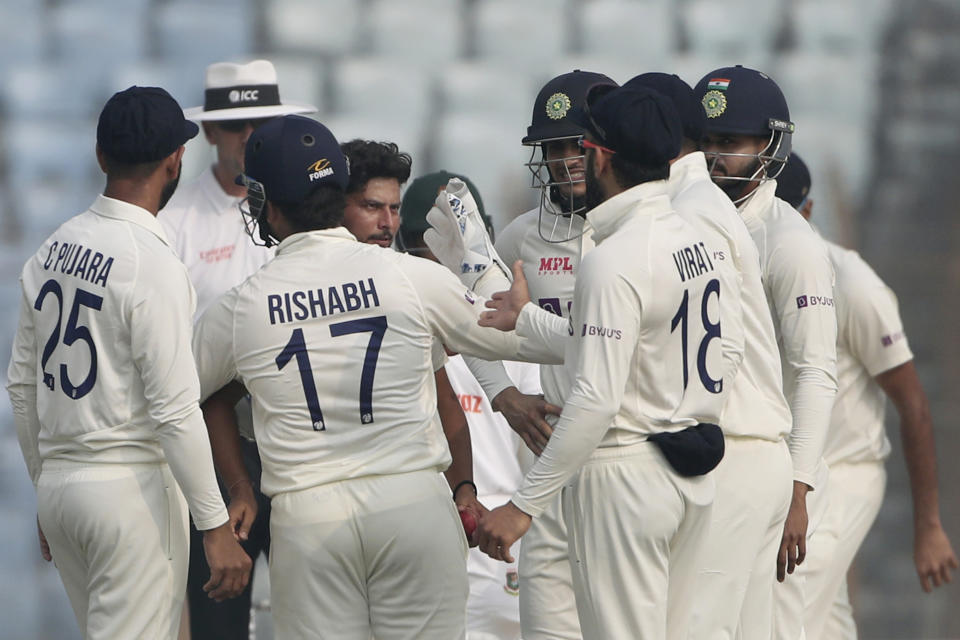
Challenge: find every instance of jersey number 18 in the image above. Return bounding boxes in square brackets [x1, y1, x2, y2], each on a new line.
[671, 278, 723, 394]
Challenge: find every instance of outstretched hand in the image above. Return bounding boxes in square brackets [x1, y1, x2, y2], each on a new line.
[479, 261, 531, 332]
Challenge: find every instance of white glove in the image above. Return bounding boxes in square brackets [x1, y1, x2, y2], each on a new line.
[423, 178, 509, 291]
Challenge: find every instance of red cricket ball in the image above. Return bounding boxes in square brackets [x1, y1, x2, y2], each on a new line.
[459, 509, 477, 537]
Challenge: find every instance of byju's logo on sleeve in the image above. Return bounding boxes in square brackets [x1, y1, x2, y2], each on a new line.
[796, 294, 834, 309]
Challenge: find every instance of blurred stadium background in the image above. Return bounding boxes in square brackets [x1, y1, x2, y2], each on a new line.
[0, 0, 958, 637]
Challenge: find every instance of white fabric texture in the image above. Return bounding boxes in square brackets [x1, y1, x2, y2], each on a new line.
[268, 470, 468, 640]
[564, 442, 714, 640]
[823, 240, 912, 466]
[801, 462, 886, 640]
[738, 180, 838, 490]
[512, 180, 740, 518]
[37, 461, 189, 640]
[191, 228, 559, 498]
[159, 166, 274, 321]
[689, 438, 794, 639]
[7, 194, 227, 529]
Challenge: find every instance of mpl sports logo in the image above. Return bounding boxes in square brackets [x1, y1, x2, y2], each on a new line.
[307, 158, 334, 182]
[538, 256, 574, 275]
[796, 294, 834, 309]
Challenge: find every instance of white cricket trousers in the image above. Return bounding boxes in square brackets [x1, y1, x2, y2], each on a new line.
[37, 460, 189, 640]
[268, 469, 469, 640]
[773, 464, 831, 640]
[802, 461, 885, 640]
[689, 437, 794, 639]
[562, 441, 715, 640]
[518, 490, 582, 640]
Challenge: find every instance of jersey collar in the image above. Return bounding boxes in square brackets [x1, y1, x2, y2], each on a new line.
[667, 151, 709, 200]
[737, 179, 777, 227]
[275, 227, 358, 256]
[586, 179, 670, 244]
[89, 194, 169, 245]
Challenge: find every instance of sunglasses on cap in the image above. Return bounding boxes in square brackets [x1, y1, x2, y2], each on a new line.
[579, 138, 616, 155]
[217, 117, 273, 133]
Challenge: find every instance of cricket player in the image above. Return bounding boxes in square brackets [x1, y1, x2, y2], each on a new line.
[190, 115, 558, 639]
[6, 87, 251, 640]
[400, 170, 539, 640]
[694, 66, 840, 639]
[625, 72, 795, 639]
[777, 155, 957, 639]
[441, 84, 740, 639]
[160, 58, 315, 640]
[337, 139, 485, 524]
[461, 69, 615, 640]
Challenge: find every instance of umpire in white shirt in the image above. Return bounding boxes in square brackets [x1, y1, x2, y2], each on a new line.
[6, 86, 251, 640]
[160, 59, 316, 639]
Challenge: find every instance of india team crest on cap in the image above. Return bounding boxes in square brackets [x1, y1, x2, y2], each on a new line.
[702, 90, 727, 118]
[545, 92, 572, 120]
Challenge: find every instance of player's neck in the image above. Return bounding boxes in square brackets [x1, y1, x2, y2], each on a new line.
[103, 180, 161, 216]
[212, 162, 247, 198]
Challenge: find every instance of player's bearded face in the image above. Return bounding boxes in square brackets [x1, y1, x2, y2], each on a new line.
[702, 134, 767, 202]
[159, 161, 182, 210]
[584, 150, 605, 213]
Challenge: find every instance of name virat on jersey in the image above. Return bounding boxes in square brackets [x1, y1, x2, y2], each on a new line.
[672, 241, 717, 282]
[268, 277, 380, 325]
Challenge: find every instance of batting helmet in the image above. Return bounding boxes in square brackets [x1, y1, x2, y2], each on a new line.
[693, 65, 794, 202]
[523, 70, 617, 243]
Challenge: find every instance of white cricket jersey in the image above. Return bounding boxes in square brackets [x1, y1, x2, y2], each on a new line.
[191, 228, 559, 498]
[444, 355, 540, 502]
[6, 195, 228, 530]
[824, 240, 911, 465]
[464, 204, 594, 409]
[670, 152, 791, 441]
[510, 181, 738, 517]
[738, 180, 838, 489]
[160, 166, 274, 320]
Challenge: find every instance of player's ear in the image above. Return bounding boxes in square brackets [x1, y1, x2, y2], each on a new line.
[95, 144, 108, 173]
[164, 146, 186, 179]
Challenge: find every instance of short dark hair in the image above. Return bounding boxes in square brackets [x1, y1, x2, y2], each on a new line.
[609, 155, 669, 190]
[274, 184, 346, 233]
[340, 139, 412, 194]
[101, 153, 162, 180]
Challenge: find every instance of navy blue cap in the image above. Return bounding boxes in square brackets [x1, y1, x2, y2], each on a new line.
[242, 115, 349, 203]
[693, 66, 794, 138]
[569, 85, 682, 165]
[523, 70, 618, 144]
[97, 86, 199, 164]
[623, 73, 705, 143]
[775, 153, 811, 209]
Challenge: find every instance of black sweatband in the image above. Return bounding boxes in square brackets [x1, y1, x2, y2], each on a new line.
[452, 480, 478, 500]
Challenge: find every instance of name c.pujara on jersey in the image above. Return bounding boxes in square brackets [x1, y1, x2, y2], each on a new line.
[267, 277, 380, 325]
[42, 240, 115, 287]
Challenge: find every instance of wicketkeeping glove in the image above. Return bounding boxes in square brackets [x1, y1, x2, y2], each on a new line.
[424, 178, 510, 291]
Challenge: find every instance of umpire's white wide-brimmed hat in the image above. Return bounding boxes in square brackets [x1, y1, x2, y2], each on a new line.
[184, 59, 316, 122]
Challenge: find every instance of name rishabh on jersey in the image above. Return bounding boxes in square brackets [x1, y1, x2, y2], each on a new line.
[191, 228, 557, 498]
